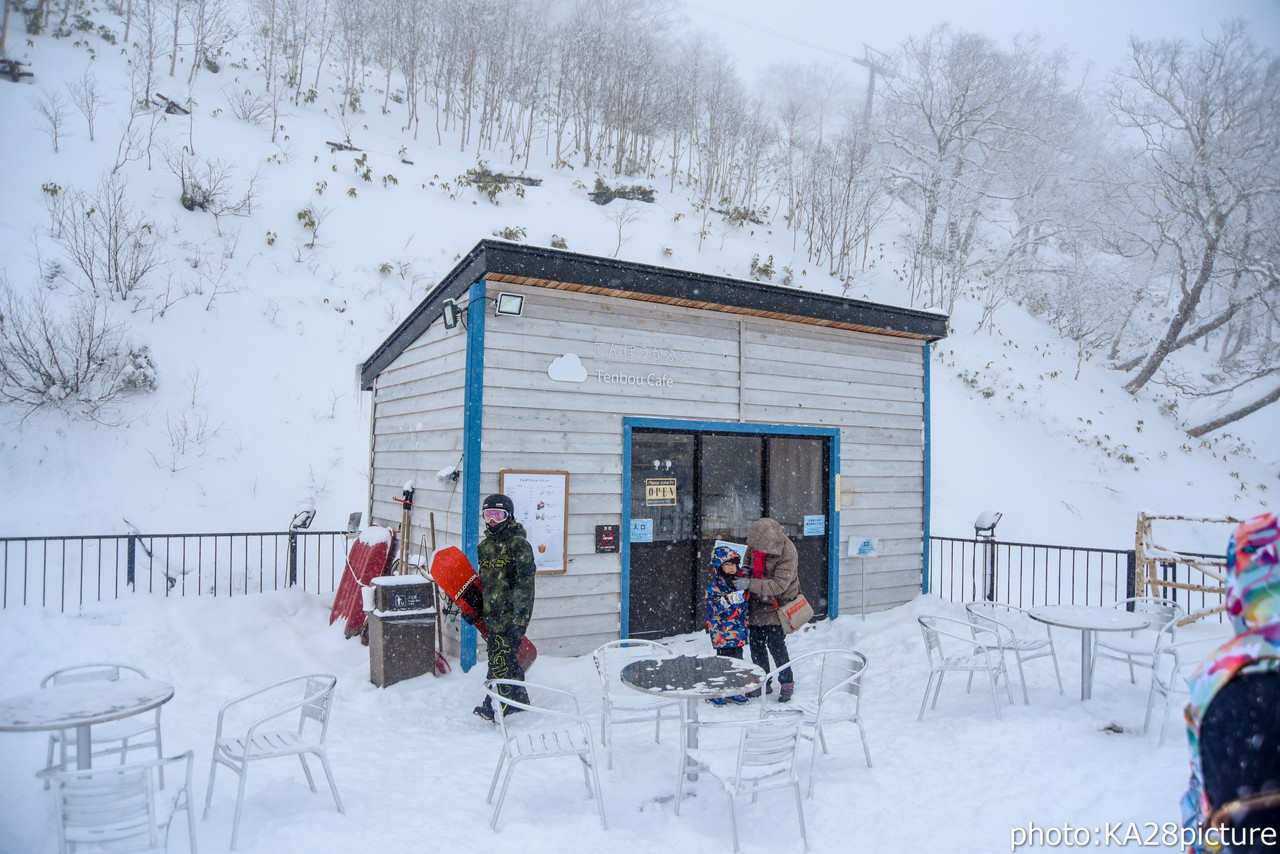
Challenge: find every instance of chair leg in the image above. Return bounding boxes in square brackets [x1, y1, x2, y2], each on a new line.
[918, 673, 937, 721]
[297, 754, 318, 793]
[807, 731, 819, 799]
[229, 763, 250, 850]
[314, 750, 344, 813]
[486, 753, 507, 804]
[1013, 653, 1030, 705]
[585, 753, 608, 830]
[490, 758, 519, 831]
[987, 669, 1004, 722]
[202, 755, 220, 818]
[726, 789, 741, 854]
[793, 780, 809, 848]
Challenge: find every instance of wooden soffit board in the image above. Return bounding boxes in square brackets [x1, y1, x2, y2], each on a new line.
[483, 273, 933, 341]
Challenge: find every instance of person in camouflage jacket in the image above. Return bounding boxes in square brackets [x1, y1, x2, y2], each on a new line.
[473, 493, 536, 721]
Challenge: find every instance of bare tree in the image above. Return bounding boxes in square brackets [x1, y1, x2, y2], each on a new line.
[1106, 21, 1280, 399]
[66, 69, 106, 143]
[47, 176, 163, 300]
[32, 89, 71, 153]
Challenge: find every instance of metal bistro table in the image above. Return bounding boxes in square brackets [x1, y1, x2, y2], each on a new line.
[620, 654, 762, 779]
[1029, 605, 1150, 701]
[0, 678, 174, 770]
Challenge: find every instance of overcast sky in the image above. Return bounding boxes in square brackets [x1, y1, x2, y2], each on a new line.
[681, 0, 1280, 83]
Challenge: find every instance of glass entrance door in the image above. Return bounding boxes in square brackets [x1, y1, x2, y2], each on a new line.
[627, 427, 831, 639]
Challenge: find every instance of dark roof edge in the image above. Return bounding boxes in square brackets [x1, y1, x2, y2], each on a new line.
[360, 239, 949, 389]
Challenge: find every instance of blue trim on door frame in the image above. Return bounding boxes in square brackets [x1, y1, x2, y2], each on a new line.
[921, 344, 932, 594]
[620, 417, 841, 637]
[460, 278, 487, 671]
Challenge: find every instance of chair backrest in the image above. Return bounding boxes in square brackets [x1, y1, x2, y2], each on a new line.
[733, 710, 804, 792]
[1115, 597, 1184, 632]
[785, 648, 867, 705]
[484, 679, 586, 737]
[42, 663, 148, 688]
[918, 616, 944, 664]
[298, 675, 337, 740]
[42, 751, 191, 854]
[592, 639, 673, 696]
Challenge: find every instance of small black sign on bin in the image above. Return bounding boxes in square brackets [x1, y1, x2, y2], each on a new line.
[595, 525, 620, 553]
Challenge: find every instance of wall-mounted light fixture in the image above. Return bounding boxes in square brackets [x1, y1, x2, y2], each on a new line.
[495, 292, 525, 317]
[441, 298, 462, 329]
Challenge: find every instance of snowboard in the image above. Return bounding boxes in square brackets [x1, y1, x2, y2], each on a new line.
[430, 546, 537, 672]
[329, 526, 394, 638]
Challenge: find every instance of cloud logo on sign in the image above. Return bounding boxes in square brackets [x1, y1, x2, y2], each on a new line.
[548, 353, 587, 383]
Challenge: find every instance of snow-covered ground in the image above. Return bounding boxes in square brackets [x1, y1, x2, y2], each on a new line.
[0, 588, 1235, 854]
[0, 2, 1275, 851]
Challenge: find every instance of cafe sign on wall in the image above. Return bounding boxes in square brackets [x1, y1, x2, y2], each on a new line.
[645, 478, 678, 506]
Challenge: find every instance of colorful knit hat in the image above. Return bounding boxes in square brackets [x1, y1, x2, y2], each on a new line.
[1224, 512, 1280, 633]
[710, 545, 742, 571]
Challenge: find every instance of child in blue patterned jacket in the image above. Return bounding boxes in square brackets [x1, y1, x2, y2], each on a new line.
[703, 545, 751, 705]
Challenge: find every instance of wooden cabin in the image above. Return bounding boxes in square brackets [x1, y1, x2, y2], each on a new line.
[359, 240, 948, 665]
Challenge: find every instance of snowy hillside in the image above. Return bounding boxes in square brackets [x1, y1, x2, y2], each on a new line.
[0, 3, 1273, 552]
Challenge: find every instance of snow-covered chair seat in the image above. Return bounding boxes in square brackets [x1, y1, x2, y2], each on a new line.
[483, 678, 607, 831]
[674, 709, 808, 853]
[965, 601, 1065, 703]
[590, 638, 682, 769]
[917, 614, 1013, 721]
[40, 749, 197, 854]
[202, 673, 342, 849]
[42, 663, 165, 785]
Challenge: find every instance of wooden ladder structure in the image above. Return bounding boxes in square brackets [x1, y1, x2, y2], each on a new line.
[1135, 512, 1240, 625]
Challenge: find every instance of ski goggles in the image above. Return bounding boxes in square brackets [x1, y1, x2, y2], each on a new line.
[481, 508, 510, 524]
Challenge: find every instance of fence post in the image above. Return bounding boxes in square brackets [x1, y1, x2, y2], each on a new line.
[1125, 550, 1137, 602]
[287, 531, 298, 587]
[127, 536, 136, 588]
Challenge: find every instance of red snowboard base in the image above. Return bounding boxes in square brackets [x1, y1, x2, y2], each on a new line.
[330, 526, 393, 638]
[430, 546, 537, 672]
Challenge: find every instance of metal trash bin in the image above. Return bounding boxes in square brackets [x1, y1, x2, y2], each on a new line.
[367, 576, 437, 688]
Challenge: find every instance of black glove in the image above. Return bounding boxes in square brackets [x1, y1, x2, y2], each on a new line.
[732, 577, 751, 591]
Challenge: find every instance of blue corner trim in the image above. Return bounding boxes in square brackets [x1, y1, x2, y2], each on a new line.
[460, 278, 487, 670]
[921, 344, 932, 594]
[620, 423, 633, 638]
[828, 430, 840, 619]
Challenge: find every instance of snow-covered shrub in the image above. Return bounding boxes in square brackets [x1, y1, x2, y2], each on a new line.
[0, 283, 152, 419]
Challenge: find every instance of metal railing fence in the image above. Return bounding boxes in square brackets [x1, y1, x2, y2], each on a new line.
[1, 531, 354, 612]
[927, 535, 1224, 620]
[1, 530, 1224, 622]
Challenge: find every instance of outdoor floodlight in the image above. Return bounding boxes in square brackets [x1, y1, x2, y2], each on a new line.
[495, 292, 525, 316]
[441, 298, 461, 329]
[974, 511, 1002, 538]
[436, 465, 460, 483]
[290, 509, 316, 531]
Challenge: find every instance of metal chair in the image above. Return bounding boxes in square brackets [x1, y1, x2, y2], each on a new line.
[965, 602, 1065, 703]
[483, 678, 607, 831]
[40, 750, 197, 854]
[42, 664, 164, 784]
[1090, 596, 1184, 693]
[764, 648, 871, 797]
[203, 673, 343, 849]
[590, 638, 682, 769]
[1143, 635, 1223, 746]
[675, 708, 808, 853]
[918, 615, 1013, 721]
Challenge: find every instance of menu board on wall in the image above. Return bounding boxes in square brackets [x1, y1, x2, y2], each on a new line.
[499, 470, 569, 574]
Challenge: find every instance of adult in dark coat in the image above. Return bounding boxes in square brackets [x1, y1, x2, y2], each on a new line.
[743, 517, 801, 702]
